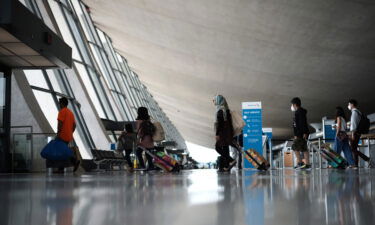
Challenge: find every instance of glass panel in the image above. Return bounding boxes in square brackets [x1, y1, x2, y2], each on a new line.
[35, 0, 56, 32]
[112, 70, 122, 92]
[12, 134, 32, 171]
[87, 67, 116, 120]
[70, 0, 94, 42]
[24, 70, 49, 89]
[74, 62, 106, 118]
[62, 6, 91, 64]
[112, 91, 127, 120]
[46, 69, 63, 93]
[89, 44, 115, 90]
[48, 0, 82, 61]
[119, 95, 133, 120]
[32, 90, 59, 132]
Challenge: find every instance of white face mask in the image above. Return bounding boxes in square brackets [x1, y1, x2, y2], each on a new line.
[291, 105, 296, 112]
[348, 105, 352, 111]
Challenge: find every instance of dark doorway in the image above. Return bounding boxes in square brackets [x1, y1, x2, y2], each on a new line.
[0, 67, 12, 172]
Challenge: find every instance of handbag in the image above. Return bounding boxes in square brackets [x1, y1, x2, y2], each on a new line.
[40, 139, 74, 161]
[337, 131, 348, 141]
[151, 118, 165, 142]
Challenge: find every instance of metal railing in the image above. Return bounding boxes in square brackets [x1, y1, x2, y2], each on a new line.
[270, 136, 375, 169]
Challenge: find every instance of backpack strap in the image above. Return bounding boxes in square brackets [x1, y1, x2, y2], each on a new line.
[354, 109, 362, 117]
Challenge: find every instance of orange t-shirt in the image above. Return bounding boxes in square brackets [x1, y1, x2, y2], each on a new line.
[57, 107, 76, 142]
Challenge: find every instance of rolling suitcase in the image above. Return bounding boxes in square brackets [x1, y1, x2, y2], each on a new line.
[320, 148, 347, 169]
[143, 148, 180, 172]
[242, 148, 270, 171]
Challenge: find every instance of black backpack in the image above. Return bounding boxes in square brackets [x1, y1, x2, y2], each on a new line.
[356, 110, 370, 134]
[140, 120, 156, 137]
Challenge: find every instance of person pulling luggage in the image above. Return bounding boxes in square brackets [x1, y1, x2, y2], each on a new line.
[135, 107, 156, 171]
[332, 106, 356, 168]
[213, 95, 236, 172]
[347, 99, 373, 167]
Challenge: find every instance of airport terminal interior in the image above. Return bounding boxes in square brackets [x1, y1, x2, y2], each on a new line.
[1, 0, 375, 224]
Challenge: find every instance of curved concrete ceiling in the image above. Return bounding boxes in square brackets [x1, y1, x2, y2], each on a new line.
[84, 0, 375, 147]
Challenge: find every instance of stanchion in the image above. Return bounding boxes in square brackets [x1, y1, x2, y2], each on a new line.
[318, 138, 322, 169]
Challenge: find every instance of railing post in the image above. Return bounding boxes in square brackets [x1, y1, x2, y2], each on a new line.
[318, 138, 322, 169]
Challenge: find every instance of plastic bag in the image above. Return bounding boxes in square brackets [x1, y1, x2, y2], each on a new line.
[40, 139, 73, 161]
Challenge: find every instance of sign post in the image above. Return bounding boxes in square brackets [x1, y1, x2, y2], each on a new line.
[242, 102, 262, 169]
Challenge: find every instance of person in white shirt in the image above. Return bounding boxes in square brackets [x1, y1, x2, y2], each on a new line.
[348, 99, 371, 166]
[333, 107, 355, 167]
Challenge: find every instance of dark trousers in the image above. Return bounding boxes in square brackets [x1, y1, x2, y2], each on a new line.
[124, 149, 133, 168]
[350, 133, 370, 166]
[136, 147, 155, 169]
[215, 143, 234, 169]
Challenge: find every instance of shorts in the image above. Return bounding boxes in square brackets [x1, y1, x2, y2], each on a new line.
[292, 137, 308, 152]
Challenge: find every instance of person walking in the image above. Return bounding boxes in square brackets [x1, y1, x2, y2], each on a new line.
[347, 99, 372, 167]
[213, 95, 236, 172]
[333, 106, 356, 168]
[56, 97, 79, 172]
[290, 97, 311, 170]
[117, 123, 137, 171]
[135, 107, 156, 170]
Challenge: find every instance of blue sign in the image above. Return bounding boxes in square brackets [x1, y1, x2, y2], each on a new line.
[242, 102, 263, 169]
[323, 119, 336, 143]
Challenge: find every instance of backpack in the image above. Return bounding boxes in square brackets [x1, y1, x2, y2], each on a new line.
[152, 121, 165, 142]
[355, 110, 370, 134]
[118, 133, 136, 150]
[140, 120, 156, 137]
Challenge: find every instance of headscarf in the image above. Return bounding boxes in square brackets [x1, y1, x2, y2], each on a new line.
[213, 95, 229, 122]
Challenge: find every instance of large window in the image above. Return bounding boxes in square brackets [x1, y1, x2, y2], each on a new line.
[48, 0, 118, 121]
[19, 0, 187, 150]
[24, 69, 95, 159]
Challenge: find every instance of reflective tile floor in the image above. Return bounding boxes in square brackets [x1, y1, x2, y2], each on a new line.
[1, 169, 375, 225]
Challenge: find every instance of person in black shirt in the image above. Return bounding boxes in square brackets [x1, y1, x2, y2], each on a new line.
[290, 97, 311, 170]
[213, 95, 237, 172]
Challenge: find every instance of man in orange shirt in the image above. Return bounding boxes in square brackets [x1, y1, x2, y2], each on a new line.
[57, 97, 79, 171]
[57, 97, 76, 143]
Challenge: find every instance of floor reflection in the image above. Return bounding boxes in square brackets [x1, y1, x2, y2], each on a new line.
[0, 169, 374, 225]
[242, 169, 375, 225]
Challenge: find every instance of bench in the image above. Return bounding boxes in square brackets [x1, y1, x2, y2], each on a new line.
[91, 149, 126, 170]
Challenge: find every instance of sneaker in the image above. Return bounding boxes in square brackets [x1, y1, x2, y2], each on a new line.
[218, 168, 228, 173]
[228, 160, 237, 169]
[300, 164, 311, 170]
[294, 162, 304, 169]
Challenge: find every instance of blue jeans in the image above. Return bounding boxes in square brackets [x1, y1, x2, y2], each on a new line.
[334, 136, 355, 166]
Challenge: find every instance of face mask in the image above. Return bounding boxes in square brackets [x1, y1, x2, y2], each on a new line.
[291, 105, 296, 112]
[348, 105, 352, 111]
